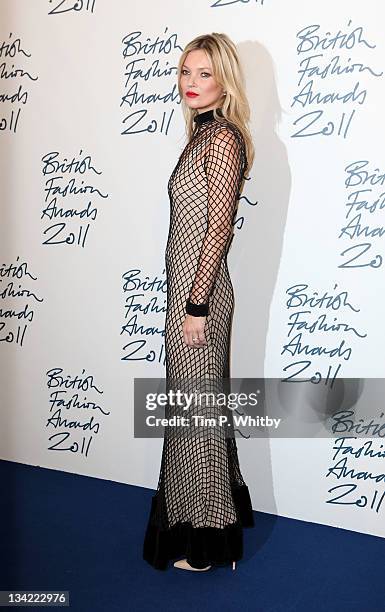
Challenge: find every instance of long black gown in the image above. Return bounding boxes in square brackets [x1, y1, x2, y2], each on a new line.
[143, 107, 254, 570]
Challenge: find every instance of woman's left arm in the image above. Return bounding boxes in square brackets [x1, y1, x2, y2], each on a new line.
[185, 127, 244, 318]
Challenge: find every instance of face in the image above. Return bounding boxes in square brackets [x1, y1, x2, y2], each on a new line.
[180, 49, 224, 114]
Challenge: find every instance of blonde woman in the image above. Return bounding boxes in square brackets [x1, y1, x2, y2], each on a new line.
[143, 33, 255, 572]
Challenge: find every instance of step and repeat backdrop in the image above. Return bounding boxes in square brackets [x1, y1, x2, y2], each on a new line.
[1, 0, 384, 539]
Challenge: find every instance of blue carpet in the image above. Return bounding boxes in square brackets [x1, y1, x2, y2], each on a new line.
[0, 459, 383, 611]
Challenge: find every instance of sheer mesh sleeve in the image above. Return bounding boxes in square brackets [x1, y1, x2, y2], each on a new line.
[185, 127, 245, 317]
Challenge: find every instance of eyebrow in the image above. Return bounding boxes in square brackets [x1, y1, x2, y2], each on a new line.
[182, 64, 211, 70]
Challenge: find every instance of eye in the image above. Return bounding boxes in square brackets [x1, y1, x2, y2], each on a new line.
[181, 69, 189, 75]
[201, 72, 211, 78]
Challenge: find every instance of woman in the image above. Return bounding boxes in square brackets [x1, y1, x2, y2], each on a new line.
[143, 32, 255, 572]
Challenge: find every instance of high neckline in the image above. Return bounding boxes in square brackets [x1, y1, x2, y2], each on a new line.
[193, 107, 223, 125]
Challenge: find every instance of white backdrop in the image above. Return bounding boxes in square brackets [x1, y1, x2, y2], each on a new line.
[1, 0, 384, 540]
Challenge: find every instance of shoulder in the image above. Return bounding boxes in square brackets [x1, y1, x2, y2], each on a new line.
[205, 121, 248, 178]
[208, 121, 244, 151]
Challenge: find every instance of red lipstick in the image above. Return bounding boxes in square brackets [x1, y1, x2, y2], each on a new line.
[186, 91, 199, 98]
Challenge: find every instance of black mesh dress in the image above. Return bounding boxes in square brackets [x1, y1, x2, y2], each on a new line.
[143, 107, 254, 570]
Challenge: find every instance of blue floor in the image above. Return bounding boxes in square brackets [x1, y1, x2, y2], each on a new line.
[0, 459, 384, 611]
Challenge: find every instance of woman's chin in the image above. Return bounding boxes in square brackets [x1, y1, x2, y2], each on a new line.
[185, 98, 201, 107]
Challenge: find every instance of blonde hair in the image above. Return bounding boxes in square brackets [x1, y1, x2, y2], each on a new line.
[177, 32, 254, 176]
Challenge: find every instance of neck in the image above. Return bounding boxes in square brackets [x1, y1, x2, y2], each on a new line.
[194, 107, 222, 125]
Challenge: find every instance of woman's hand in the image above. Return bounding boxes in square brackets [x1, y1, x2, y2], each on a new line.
[183, 314, 207, 348]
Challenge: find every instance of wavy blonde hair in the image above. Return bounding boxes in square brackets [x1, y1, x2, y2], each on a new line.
[177, 32, 254, 176]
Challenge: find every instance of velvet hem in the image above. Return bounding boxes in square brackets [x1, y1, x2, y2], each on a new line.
[143, 484, 254, 570]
